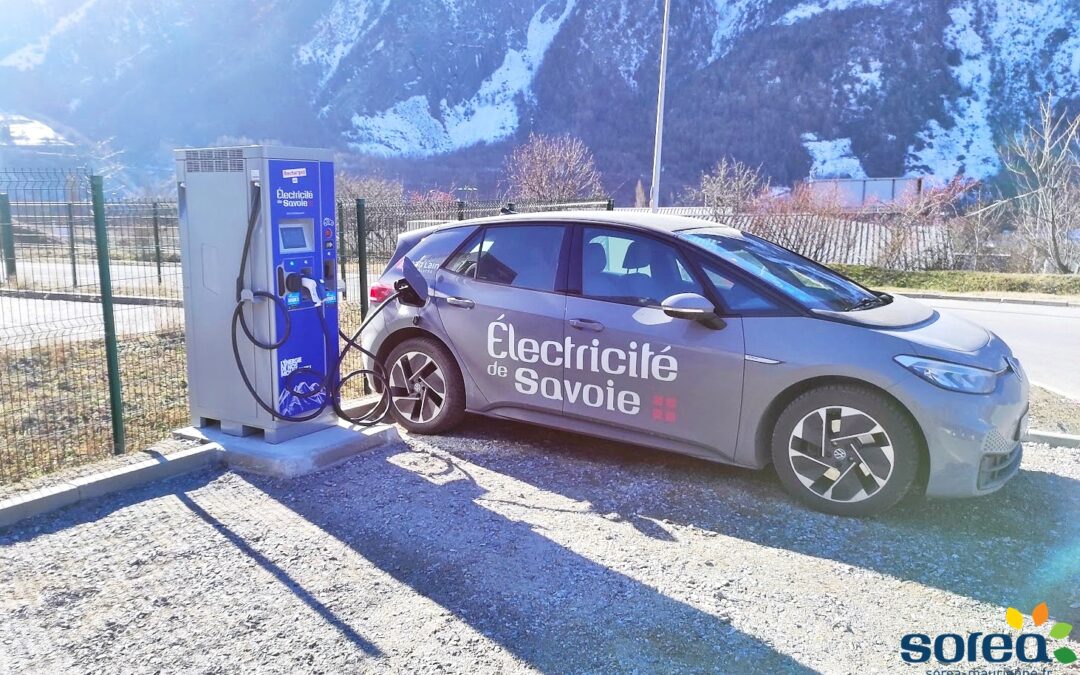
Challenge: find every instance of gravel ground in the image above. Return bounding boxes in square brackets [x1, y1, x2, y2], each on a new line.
[1030, 385, 1080, 435]
[1, 417, 1078, 674]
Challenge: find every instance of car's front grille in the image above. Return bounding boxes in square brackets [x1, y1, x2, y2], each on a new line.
[978, 443, 1022, 490]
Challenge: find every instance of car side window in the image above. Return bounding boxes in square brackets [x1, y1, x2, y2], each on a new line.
[581, 227, 704, 306]
[444, 225, 565, 292]
[699, 259, 781, 314]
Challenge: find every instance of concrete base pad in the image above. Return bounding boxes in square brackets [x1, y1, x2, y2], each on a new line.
[174, 420, 400, 478]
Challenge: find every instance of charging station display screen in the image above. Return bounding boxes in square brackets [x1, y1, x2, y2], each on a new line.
[279, 219, 313, 252]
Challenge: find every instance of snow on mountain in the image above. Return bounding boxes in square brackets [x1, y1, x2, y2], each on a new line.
[297, 0, 392, 91]
[777, 0, 891, 26]
[0, 0, 1076, 197]
[802, 134, 866, 178]
[0, 115, 73, 146]
[905, 1, 998, 178]
[346, 0, 576, 156]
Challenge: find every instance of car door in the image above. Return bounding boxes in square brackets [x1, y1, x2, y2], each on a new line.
[434, 223, 569, 415]
[562, 225, 746, 458]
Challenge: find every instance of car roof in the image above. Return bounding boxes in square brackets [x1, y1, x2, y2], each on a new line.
[441, 210, 739, 236]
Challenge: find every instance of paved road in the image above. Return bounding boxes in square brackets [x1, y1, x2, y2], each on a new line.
[928, 298, 1080, 400]
[0, 296, 183, 347]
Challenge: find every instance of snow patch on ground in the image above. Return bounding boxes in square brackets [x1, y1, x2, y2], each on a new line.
[297, 0, 392, 90]
[802, 133, 866, 178]
[348, 0, 576, 156]
[982, 0, 1080, 101]
[905, 1, 999, 179]
[706, 0, 767, 63]
[777, 0, 892, 25]
[0, 115, 72, 146]
[849, 58, 882, 95]
[0, 0, 101, 71]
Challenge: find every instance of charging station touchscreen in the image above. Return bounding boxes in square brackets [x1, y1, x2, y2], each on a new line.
[279, 220, 313, 252]
[269, 159, 338, 417]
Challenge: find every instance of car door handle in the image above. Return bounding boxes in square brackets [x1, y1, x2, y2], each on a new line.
[569, 318, 604, 332]
[446, 296, 474, 309]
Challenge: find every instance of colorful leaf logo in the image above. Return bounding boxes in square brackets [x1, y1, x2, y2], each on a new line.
[1032, 602, 1049, 627]
[1005, 603, 1076, 664]
[1006, 607, 1024, 630]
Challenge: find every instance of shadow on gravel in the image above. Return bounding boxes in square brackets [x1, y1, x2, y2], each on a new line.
[255, 446, 815, 673]
[429, 417, 1080, 628]
[175, 492, 382, 657]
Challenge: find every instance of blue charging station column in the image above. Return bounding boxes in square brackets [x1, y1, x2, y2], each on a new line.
[268, 159, 339, 417]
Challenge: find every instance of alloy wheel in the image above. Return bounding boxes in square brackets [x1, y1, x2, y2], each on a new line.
[389, 351, 446, 424]
[787, 406, 895, 503]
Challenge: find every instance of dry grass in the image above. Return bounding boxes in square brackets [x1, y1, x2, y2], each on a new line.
[0, 301, 372, 485]
[0, 331, 188, 485]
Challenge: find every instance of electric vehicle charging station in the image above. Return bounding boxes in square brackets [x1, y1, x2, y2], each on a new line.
[175, 146, 339, 443]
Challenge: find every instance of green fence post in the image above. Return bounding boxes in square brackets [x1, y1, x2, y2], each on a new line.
[457, 199, 465, 221]
[0, 194, 16, 281]
[66, 201, 78, 288]
[606, 198, 615, 211]
[151, 201, 163, 285]
[356, 198, 368, 318]
[91, 175, 125, 455]
[336, 200, 347, 300]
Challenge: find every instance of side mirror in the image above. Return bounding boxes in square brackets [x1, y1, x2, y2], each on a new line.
[661, 292, 714, 319]
[661, 293, 726, 329]
[394, 256, 429, 307]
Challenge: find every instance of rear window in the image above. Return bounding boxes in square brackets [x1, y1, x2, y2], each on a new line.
[386, 226, 477, 277]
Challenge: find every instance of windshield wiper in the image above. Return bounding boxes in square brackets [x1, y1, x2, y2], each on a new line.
[847, 295, 889, 311]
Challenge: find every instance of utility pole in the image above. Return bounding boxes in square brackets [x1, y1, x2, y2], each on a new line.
[649, 0, 672, 213]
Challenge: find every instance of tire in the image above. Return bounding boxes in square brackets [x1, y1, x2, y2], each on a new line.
[771, 384, 920, 517]
[384, 337, 466, 434]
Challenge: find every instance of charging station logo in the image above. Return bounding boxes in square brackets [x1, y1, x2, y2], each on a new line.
[280, 356, 303, 378]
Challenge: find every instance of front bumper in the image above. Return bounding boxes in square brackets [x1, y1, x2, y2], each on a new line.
[889, 365, 1029, 498]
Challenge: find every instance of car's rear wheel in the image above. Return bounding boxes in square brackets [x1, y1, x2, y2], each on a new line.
[771, 384, 920, 516]
[385, 337, 466, 434]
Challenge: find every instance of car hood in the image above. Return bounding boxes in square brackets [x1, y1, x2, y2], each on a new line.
[814, 294, 1007, 370]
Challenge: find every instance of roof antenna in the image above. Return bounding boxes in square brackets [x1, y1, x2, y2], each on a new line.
[500, 202, 516, 215]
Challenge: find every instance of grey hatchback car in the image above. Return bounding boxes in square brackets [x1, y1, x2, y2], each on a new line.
[362, 212, 1028, 516]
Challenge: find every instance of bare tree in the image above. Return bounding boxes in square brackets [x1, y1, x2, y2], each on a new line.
[1001, 94, 1080, 273]
[504, 133, 604, 201]
[335, 170, 405, 205]
[686, 158, 769, 217]
[334, 170, 407, 259]
[634, 179, 647, 207]
[879, 176, 979, 270]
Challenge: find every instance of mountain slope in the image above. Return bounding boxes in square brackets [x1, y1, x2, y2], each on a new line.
[1, 0, 1077, 199]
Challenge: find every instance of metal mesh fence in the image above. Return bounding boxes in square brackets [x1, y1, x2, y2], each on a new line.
[0, 170, 112, 482]
[0, 169, 188, 484]
[100, 199, 186, 460]
[0, 181, 612, 484]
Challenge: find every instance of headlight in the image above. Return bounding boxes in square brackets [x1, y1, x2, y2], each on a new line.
[894, 355, 1000, 394]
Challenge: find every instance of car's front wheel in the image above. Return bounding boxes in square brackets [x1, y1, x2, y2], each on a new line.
[771, 384, 920, 516]
[384, 337, 466, 434]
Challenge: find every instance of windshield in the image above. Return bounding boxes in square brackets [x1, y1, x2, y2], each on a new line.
[679, 228, 883, 311]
